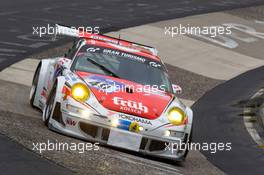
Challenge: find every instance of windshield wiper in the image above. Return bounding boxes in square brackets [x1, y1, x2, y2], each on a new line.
[86, 58, 120, 78]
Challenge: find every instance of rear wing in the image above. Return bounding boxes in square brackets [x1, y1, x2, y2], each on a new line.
[54, 24, 158, 56]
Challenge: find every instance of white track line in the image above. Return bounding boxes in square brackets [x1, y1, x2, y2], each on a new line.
[107, 16, 264, 80]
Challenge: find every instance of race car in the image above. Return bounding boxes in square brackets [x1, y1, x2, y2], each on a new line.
[29, 24, 193, 161]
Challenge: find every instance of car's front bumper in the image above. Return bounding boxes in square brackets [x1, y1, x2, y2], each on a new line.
[49, 108, 191, 161]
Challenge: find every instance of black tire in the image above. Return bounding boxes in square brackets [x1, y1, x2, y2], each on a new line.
[44, 84, 56, 126]
[183, 130, 193, 158]
[29, 64, 41, 107]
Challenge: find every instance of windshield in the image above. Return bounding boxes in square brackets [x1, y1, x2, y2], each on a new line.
[71, 45, 172, 93]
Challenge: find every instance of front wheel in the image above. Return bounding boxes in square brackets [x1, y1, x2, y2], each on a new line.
[29, 64, 41, 107]
[183, 130, 193, 158]
[43, 85, 56, 126]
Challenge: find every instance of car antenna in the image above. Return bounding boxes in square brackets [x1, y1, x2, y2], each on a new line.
[118, 33, 121, 45]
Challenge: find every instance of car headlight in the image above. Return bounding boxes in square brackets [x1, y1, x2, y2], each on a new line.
[167, 107, 186, 125]
[71, 83, 90, 102]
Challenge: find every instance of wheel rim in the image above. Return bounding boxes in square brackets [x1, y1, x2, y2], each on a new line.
[30, 67, 39, 102]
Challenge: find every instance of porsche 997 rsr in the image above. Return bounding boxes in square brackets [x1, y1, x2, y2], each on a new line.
[29, 24, 193, 161]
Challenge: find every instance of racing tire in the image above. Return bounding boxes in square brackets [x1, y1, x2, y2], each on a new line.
[29, 63, 41, 107]
[43, 84, 56, 126]
[183, 130, 193, 159]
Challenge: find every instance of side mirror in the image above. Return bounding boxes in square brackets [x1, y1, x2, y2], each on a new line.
[172, 84, 182, 94]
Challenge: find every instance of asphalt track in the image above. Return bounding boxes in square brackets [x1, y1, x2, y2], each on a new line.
[0, 134, 71, 175]
[193, 66, 264, 175]
[1, 0, 264, 70]
[1, 1, 264, 175]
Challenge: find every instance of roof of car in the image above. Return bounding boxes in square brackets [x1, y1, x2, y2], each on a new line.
[81, 33, 161, 61]
[54, 24, 161, 61]
[84, 38, 161, 61]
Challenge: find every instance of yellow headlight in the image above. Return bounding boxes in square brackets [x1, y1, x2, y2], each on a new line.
[71, 83, 90, 102]
[167, 107, 186, 125]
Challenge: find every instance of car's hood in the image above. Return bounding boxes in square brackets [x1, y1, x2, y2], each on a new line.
[76, 71, 173, 120]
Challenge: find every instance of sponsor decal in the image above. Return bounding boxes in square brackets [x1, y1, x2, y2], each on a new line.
[41, 87, 48, 99]
[113, 97, 148, 115]
[103, 48, 146, 63]
[116, 119, 140, 133]
[118, 114, 152, 125]
[87, 47, 100, 52]
[149, 61, 161, 68]
[90, 35, 118, 44]
[66, 118, 77, 126]
[87, 75, 124, 93]
[129, 122, 140, 133]
[109, 44, 139, 53]
[62, 85, 71, 101]
[81, 45, 166, 71]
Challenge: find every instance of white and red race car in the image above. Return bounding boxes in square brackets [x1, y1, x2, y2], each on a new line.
[29, 24, 193, 161]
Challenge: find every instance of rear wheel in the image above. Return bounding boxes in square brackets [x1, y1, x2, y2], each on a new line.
[29, 64, 41, 107]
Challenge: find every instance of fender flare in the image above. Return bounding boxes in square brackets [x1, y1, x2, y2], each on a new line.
[42, 76, 66, 123]
[33, 59, 52, 109]
[54, 76, 66, 104]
